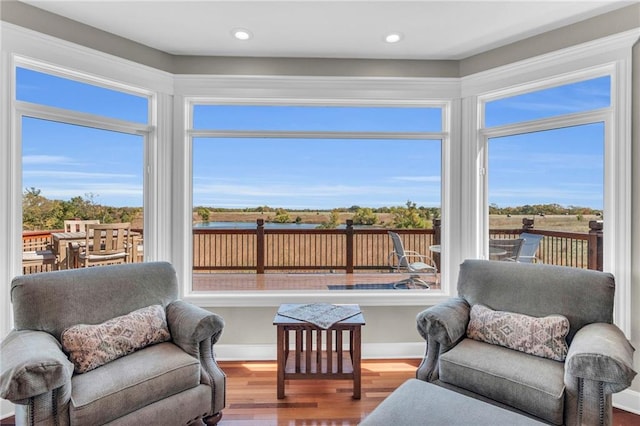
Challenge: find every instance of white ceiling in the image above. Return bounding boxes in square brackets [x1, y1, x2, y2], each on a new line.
[19, 0, 638, 60]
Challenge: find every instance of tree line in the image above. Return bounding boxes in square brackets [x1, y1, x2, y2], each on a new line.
[22, 188, 142, 231]
[489, 203, 601, 216]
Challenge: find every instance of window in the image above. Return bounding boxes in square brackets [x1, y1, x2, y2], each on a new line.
[17, 65, 150, 273]
[190, 104, 444, 292]
[482, 76, 609, 268]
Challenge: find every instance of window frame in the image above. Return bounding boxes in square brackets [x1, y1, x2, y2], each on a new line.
[13, 59, 155, 268]
[463, 50, 633, 335]
[175, 77, 458, 307]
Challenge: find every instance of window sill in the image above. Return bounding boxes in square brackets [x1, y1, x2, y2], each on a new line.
[183, 289, 451, 308]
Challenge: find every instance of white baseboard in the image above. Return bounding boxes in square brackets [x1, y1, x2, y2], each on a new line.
[214, 342, 424, 361]
[613, 388, 640, 415]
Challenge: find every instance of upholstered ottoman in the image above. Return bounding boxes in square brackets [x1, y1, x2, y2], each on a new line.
[360, 379, 547, 425]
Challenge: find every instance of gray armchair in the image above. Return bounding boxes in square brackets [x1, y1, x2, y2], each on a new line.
[416, 259, 636, 426]
[1, 262, 225, 425]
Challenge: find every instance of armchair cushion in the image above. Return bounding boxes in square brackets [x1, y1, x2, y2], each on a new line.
[467, 304, 569, 361]
[0, 330, 74, 401]
[439, 338, 565, 425]
[70, 342, 200, 425]
[565, 323, 637, 393]
[61, 304, 170, 373]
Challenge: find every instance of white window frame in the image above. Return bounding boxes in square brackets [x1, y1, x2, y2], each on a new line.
[174, 76, 459, 307]
[461, 30, 638, 335]
[13, 57, 155, 263]
[1, 23, 172, 338]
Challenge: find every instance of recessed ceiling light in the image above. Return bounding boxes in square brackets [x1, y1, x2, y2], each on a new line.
[385, 33, 403, 44]
[232, 28, 252, 41]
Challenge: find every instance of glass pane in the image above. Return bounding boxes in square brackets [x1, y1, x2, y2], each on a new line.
[488, 123, 604, 269]
[22, 117, 145, 272]
[193, 138, 440, 209]
[17, 67, 149, 124]
[485, 76, 610, 127]
[193, 105, 442, 132]
[192, 137, 442, 291]
[22, 117, 144, 209]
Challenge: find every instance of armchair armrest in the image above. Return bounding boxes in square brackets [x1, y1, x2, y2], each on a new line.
[416, 297, 470, 346]
[166, 301, 226, 416]
[415, 298, 469, 382]
[166, 300, 225, 358]
[0, 330, 74, 403]
[565, 323, 636, 394]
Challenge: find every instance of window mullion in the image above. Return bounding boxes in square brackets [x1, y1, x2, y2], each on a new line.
[16, 101, 152, 135]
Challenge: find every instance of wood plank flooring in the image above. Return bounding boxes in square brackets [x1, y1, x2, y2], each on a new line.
[1, 359, 638, 425]
[216, 359, 640, 426]
[219, 359, 420, 425]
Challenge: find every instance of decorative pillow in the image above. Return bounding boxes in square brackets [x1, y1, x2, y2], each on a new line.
[466, 304, 569, 361]
[61, 304, 171, 373]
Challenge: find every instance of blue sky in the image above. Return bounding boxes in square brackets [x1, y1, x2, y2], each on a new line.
[19, 68, 609, 210]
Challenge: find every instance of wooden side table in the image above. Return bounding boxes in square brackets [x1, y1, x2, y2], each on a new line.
[273, 304, 365, 399]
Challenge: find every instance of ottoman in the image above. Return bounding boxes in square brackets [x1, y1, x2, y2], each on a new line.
[360, 379, 548, 425]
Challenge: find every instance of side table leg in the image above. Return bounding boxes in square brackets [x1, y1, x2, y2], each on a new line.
[277, 326, 286, 399]
[352, 326, 362, 399]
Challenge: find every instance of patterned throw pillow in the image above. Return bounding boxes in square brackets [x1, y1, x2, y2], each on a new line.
[466, 304, 569, 361]
[61, 304, 171, 373]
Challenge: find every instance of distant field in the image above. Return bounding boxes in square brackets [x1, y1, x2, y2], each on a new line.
[196, 211, 598, 233]
[489, 214, 600, 233]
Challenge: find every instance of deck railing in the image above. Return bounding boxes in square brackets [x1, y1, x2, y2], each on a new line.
[22, 218, 603, 275]
[193, 218, 603, 273]
[489, 219, 603, 270]
[193, 219, 437, 273]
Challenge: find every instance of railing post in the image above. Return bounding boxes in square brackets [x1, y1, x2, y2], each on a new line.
[256, 219, 265, 274]
[522, 218, 534, 230]
[433, 218, 441, 272]
[346, 220, 354, 274]
[588, 220, 603, 271]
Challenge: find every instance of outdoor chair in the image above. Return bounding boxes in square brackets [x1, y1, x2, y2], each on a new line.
[21, 238, 57, 273]
[72, 222, 131, 268]
[387, 231, 438, 288]
[416, 259, 636, 426]
[518, 232, 544, 263]
[63, 219, 100, 233]
[0, 262, 226, 425]
[489, 238, 524, 261]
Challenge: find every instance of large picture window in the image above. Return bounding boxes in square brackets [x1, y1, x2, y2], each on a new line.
[190, 104, 444, 292]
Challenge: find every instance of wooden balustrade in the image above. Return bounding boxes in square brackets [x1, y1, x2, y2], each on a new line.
[193, 219, 437, 274]
[21, 219, 604, 275]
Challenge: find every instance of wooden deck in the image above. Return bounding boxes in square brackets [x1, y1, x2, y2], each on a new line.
[193, 272, 441, 291]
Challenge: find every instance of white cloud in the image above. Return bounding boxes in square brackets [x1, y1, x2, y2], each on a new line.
[23, 155, 75, 165]
[391, 175, 441, 183]
[24, 170, 138, 179]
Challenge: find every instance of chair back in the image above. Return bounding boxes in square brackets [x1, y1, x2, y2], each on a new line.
[518, 232, 544, 262]
[388, 231, 409, 267]
[85, 222, 130, 256]
[489, 238, 524, 261]
[10, 262, 179, 340]
[457, 259, 615, 343]
[64, 219, 100, 233]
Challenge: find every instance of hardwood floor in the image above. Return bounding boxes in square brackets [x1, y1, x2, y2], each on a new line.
[1, 359, 638, 425]
[216, 359, 640, 426]
[218, 359, 420, 425]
